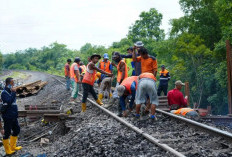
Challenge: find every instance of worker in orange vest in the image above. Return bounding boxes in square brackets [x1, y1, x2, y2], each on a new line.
[135, 73, 158, 120]
[171, 108, 198, 117]
[64, 59, 71, 91]
[158, 65, 170, 96]
[110, 52, 128, 115]
[70, 57, 81, 104]
[97, 53, 113, 90]
[81, 54, 113, 112]
[116, 76, 138, 117]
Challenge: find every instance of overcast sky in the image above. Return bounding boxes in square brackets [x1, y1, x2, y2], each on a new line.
[0, 0, 183, 54]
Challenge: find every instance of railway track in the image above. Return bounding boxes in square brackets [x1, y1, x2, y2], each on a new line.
[51, 75, 232, 157]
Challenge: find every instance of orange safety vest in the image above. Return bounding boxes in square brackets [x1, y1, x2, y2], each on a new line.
[139, 72, 156, 81]
[70, 63, 79, 82]
[99, 60, 111, 73]
[82, 63, 96, 86]
[159, 69, 169, 77]
[64, 63, 70, 77]
[174, 108, 194, 116]
[117, 60, 128, 83]
[80, 65, 87, 74]
[121, 76, 138, 94]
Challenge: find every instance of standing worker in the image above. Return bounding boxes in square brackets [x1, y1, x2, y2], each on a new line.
[116, 76, 138, 117]
[64, 59, 72, 91]
[132, 47, 157, 76]
[70, 57, 81, 104]
[1, 78, 22, 155]
[110, 52, 128, 108]
[97, 53, 113, 86]
[81, 54, 113, 112]
[167, 80, 188, 110]
[135, 73, 159, 120]
[157, 65, 170, 96]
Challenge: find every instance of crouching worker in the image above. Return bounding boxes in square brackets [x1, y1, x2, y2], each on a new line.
[1, 78, 22, 155]
[81, 54, 113, 112]
[116, 76, 138, 117]
[171, 108, 198, 117]
[135, 73, 158, 120]
[98, 75, 113, 102]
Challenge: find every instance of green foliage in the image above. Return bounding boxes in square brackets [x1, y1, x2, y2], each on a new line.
[171, 0, 222, 50]
[128, 8, 165, 42]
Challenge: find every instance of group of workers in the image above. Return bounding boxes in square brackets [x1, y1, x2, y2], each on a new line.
[64, 41, 198, 119]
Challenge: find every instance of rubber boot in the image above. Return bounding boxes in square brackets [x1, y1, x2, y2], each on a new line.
[3, 139, 15, 155]
[81, 103, 86, 112]
[10, 136, 22, 151]
[109, 93, 112, 98]
[96, 99, 104, 106]
[98, 93, 103, 101]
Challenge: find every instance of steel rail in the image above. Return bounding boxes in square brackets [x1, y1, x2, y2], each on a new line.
[52, 75, 186, 157]
[156, 109, 232, 141]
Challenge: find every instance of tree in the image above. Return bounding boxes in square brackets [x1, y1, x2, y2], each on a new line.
[170, 0, 222, 50]
[128, 8, 165, 42]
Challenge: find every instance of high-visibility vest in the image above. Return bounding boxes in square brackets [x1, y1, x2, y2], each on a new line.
[121, 76, 138, 94]
[64, 63, 70, 77]
[99, 60, 111, 73]
[159, 69, 169, 77]
[82, 63, 96, 86]
[174, 108, 194, 116]
[70, 63, 79, 82]
[80, 65, 87, 74]
[139, 72, 156, 81]
[117, 60, 128, 83]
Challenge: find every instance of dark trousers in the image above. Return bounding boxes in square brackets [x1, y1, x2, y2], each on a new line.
[157, 84, 168, 96]
[82, 83, 98, 103]
[3, 118, 20, 139]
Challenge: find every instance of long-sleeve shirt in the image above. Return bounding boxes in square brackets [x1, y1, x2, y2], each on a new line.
[1, 87, 18, 119]
[167, 89, 187, 108]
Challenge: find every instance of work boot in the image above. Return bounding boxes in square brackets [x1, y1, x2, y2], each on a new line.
[98, 93, 103, 101]
[81, 103, 86, 112]
[109, 93, 112, 98]
[10, 136, 22, 151]
[96, 99, 104, 106]
[3, 139, 15, 155]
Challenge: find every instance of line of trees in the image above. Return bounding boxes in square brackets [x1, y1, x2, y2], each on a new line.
[2, 0, 232, 115]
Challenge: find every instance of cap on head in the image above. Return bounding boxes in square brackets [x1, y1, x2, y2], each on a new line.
[161, 65, 165, 68]
[67, 59, 71, 62]
[134, 41, 144, 47]
[74, 57, 81, 63]
[103, 53, 109, 59]
[116, 85, 126, 97]
[175, 80, 185, 86]
[113, 52, 120, 57]
[90, 53, 101, 60]
[127, 47, 133, 51]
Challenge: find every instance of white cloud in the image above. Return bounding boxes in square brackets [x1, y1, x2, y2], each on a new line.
[0, 0, 183, 54]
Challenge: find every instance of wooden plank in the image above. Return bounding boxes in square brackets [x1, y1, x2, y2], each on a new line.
[44, 114, 76, 122]
[226, 40, 232, 115]
[18, 110, 61, 117]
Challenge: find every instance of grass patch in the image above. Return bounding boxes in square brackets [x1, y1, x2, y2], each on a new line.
[1, 71, 28, 80]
